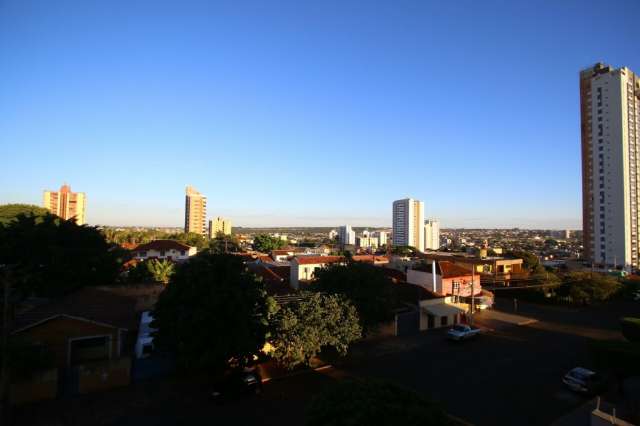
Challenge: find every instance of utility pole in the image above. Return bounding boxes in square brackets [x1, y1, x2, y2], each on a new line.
[470, 266, 475, 325]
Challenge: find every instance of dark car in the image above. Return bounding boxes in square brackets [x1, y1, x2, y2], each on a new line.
[211, 368, 263, 402]
[562, 367, 606, 395]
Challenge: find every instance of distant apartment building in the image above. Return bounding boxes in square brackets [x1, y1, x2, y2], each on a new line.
[338, 225, 356, 246]
[580, 63, 640, 269]
[392, 198, 425, 252]
[373, 230, 388, 246]
[208, 217, 232, 238]
[43, 184, 86, 225]
[184, 186, 207, 236]
[328, 229, 338, 240]
[424, 219, 440, 250]
[356, 235, 379, 250]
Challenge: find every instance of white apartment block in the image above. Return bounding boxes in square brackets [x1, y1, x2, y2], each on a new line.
[338, 225, 356, 246]
[372, 230, 388, 246]
[580, 63, 640, 269]
[424, 219, 440, 250]
[392, 198, 425, 252]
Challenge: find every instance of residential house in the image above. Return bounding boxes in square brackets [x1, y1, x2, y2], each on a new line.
[133, 240, 196, 261]
[11, 288, 138, 398]
[289, 256, 344, 289]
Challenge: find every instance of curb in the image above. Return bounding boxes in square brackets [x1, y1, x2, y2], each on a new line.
[261, 364, 334, 384]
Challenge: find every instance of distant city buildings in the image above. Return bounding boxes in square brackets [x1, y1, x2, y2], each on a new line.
[580, 63, 640, 269]
[328, 229, 338, 240]
[338, 225, 356, 246]
[208, 217, 232, 238]
[424, 219, 440, 250]
[184, 185, 207, 236]
[392, 198, 425, 252]
[43, 184, 86, 225]
[373, 230, 388, 246]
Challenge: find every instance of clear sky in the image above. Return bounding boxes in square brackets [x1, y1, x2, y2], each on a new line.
[1, 1, 639, 229]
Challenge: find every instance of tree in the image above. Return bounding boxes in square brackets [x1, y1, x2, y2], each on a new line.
[167, 232, 208, 251]
[208, 233, 241, 254]
[146, 259, 175, 285]
[507, 250, 543, 273]
[152, 254, 271, 372]
[620, 317, 640, 343]
[125, 261, 154, 283]
[0, 213, 124, 297]
[314, 263, 395, 334]
[557, 272, 621, 305]
[306, 379, 453, 426]
[268, 293, 361, 369]
[0, 204, 49, 225]
[253, 234, 285, 252]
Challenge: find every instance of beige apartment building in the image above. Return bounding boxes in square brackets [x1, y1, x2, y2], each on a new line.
[392, 198, 425, 252]
[580, 63, 640, 269]
[184, 185, 207, 236]
[208, 217, 232, 238]
[43, 184, 86, 225]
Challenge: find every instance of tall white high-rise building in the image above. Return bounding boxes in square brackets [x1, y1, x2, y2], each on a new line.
[424, 219, 440, 250]
[580, 63, 640, 269]
[392, 198, 425, 252]
[338, 225, 356, 246]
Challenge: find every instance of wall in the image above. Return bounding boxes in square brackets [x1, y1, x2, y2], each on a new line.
[407, 269, 442, 294]
[76, 357, 131, 394]
[18, 316, 121, 368]
[10, 369, 57, 404]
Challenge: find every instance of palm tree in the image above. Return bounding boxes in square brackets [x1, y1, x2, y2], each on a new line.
[146, 259, 175, 285]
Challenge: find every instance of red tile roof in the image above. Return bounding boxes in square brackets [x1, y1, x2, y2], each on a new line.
[352, 255, 389, 263]
[120, 242, 138, 250]
[293, 255, 344, 265]
[135, 240, 192, 252]
[439, 261, 473, 278]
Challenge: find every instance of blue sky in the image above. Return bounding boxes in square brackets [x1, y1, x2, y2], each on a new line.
[1, 0, 638, 228]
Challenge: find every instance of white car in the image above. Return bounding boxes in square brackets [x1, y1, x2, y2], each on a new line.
[447, 325, 481, 341]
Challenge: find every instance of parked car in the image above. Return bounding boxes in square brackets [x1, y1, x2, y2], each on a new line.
[211, 368, 263, 402]
[562, 367, 606, 394]
[447, 324, 481, 341]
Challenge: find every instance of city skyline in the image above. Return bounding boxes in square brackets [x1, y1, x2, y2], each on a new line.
[2, 1, 639, 228]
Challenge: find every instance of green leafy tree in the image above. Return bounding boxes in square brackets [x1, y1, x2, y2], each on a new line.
[507, 250, 544, 273]
[314, 263, 395, 334]
[0, 204, 49, 225]
[391, 245, 416, 256]
[152, 254, 271, 372]
[126, 261, 154, 283]
[167, 232, 208, 251]
[0, 214, 124, 297]
[268, 292, 361, 369]
[146, 259, 175, 285]
[208, 233, 241, 254]
[306, 379, 453, 426]
[253, 234, 285, 252]
[557, 272, 621, 305]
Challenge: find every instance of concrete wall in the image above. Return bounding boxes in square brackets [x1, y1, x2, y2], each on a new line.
[18, 317, 121, 368]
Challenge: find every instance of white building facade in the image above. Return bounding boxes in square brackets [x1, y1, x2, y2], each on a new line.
[581, 63, 640, 269]
[424, 219, 440, 250]
[392, 198, 425, 252]
[338, 225, 356, 246]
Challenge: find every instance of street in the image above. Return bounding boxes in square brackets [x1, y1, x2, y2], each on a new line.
[13, 299, 637, 426]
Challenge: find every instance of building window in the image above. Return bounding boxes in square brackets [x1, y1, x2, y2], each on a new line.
[441, 316, 448, 326]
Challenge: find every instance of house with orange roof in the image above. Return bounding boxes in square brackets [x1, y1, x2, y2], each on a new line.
[289, 255, 345, 289]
